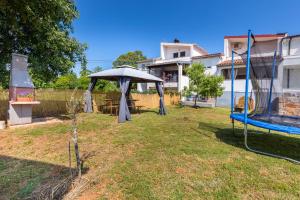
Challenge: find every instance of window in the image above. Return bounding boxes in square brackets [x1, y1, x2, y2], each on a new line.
[235, 68, 246, 79]
[222, 69, 231, 80]
[163, 71, 178, 82]
[173, 52, 179, 58]
[180, 51, 186, 57]
[221, 68, 246, 80]
[283, 67, 300, 89]
[232, 42, 242, 50]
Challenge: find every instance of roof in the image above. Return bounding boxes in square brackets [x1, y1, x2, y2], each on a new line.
[217, 56, 282, 67]
[88, 65, 163, 83]
[192, 53, 223, 59]
[137, 58, 156, 64]
[224, 33, 287, 39]
[217, 59, 245, 67]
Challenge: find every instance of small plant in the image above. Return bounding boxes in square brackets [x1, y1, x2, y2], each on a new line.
[66, 88, 82, 178]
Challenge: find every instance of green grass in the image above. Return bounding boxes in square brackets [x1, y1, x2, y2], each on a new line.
[1, 106, 300, 199]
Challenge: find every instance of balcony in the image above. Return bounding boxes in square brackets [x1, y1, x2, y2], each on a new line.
[147, 81, 178, 89]
[164, 82, 178, 88]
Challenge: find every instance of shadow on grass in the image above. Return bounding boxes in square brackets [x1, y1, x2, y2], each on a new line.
[99, 109, 159, 116]
[0, 155, 88, 200]
[137, 109, 159, 115]
[197, 121, 300, 162]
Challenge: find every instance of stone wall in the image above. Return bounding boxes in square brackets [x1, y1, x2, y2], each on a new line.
[278, 92, 300, 116]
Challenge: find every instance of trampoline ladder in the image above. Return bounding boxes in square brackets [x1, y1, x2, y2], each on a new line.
[243, 124, 300, 164]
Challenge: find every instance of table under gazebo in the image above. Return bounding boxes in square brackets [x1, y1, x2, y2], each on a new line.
[84, 65, 167, 123]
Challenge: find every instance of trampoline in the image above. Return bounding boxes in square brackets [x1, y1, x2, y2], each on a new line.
[230, 30, 300, 163]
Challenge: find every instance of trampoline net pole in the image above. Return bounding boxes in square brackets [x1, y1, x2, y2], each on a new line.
[243, 30, 252, 124]
[231, 49, 235, 135]
[231, 49, 235, 114]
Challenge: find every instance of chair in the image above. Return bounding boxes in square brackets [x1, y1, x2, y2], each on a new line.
[234, 96, 254, 113]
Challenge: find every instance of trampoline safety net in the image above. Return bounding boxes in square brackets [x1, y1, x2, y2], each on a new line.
[235, 33, 300, 128]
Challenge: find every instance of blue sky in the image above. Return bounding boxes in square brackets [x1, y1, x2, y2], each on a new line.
[73, 0, 300, 73]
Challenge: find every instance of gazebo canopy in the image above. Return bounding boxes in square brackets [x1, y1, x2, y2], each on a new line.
[88, 65, 163, 83]
[84, 65, 166, 123]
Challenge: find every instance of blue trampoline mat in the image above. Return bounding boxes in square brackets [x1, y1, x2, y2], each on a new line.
[230, 113, 300, 135]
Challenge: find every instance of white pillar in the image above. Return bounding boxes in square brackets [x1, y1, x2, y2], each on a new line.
[137, 83, 142, 92]
[178, 64, 183, 92]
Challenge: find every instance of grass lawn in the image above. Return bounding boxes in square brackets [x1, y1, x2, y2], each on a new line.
[1, 106, 300, 199]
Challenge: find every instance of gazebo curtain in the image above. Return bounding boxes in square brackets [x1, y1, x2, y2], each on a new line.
[155, 82, 167, 115]
[119, 77, 131, 123]
[126, 82, 133, 109]
[84, 78, 97, 113]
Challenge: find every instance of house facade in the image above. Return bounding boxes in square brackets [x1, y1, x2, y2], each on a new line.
[137, 40, 222, 93]
[215, 33, 288, 107]
[215, 33, 300, 107]
[137, 33, 300, 108]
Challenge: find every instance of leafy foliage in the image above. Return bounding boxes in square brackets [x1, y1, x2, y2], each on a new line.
[112, 51, 146, 68]
[92, 66, 118, 92]
[184, 63, 224, 106]
[0, 0, 87, 88]
[52, 72, 78, 89]
[51, 66, 118, 92]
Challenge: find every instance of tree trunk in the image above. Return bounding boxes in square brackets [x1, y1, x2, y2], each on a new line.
[194, 94, 198, 108]
[72, 113, 81, 178]
[68, 141, 73, 177]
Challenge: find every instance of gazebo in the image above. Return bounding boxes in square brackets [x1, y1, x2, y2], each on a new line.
[84, 65, 167, 123]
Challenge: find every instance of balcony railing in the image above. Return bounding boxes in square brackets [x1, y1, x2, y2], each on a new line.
[147, 82, 178, 88]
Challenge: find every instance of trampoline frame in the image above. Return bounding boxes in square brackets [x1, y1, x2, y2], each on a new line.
[230, 30, 300, 164]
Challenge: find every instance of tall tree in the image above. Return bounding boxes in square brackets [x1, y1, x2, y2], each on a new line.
[0, 0, 87, 88]
[112, 51, 146, 68]
[184, 63, 224, 107]
[93, 66, 102, 73]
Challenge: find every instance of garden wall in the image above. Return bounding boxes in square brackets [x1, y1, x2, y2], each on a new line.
[0, 89, 180, 120]
[278, 92, 300, 116]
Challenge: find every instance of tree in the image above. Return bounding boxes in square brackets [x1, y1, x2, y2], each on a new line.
[0, 0, 87, 88]
[92, 66, 118, 92]
[77, 66, 92, 89]
[66, 88, 82, 178]
[93, 66, 102, 73]
[77, 66, 118, 91]
[52, 72, 78, 89]
[112, 51, 146, 68]
[184, 63, 224, 107]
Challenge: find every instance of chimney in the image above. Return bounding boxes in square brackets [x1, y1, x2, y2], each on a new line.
[174, 38, 180, 43]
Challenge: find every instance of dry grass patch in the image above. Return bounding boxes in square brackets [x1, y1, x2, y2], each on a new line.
[1, 107, 300, 199]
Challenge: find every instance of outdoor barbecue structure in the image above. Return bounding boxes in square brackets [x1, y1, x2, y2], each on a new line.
[8, 53, 40, 125]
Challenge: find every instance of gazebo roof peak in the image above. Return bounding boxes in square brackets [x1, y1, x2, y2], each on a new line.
[88, 65, 163, 83]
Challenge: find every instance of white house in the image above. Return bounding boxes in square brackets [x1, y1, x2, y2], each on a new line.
[137, 34, 300, 108]
[216, 33, 288, 106]
[281, 35, 300, 90]
[137, 40, 222, 93]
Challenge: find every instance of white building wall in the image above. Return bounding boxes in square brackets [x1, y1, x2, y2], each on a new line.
[163, 46, 191, 60]
[222, 79, 252, 92]
[193, 56, 221, 76]
[290, 37, 300, 56]
[282, 37, 300, 57]
[181, 75, 189, 90]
